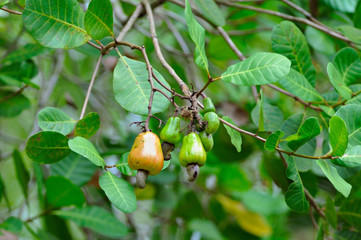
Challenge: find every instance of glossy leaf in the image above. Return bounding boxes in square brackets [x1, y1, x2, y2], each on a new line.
[13, 150, 30, 199]
[0, 91, 31, 117]
[22, 0, 91, 48]
[2, 44, 50, 63]
[54, 206, 128, 238]
[222, 116, 242, 152]
[193, 0, 225, 26]
[325, 197, 337, 229]
[335, 104, 361, 147]
[26, 131, 70, 164]
[74, 112, 100, 139]
[46, 176, 85, 207]
[285, 117, 321, 152]
[272, 21, 316, 86]
[188, 219, 223, 240]
[265, 130, 284, 152]
[285, 156, 309, 212]
[316, 160, 351, 197]
[329, 116, 348, 157]
[221, 52, 290, 86]
[68, 137, 105, 167]
[332, 47, 361, 85]
[51, 151, 97, 186]
[251, 102, 284, 132]
[185, 0, 209, 72]
[116, 152, 136, 176]
[38, 107, 76, 135]
[84, 0, 114, 40]
[327, 62, 352, 100]
[279, 69, 323, 101]
[99, 171, 137, 213]
[323, 0, 357, 13]
[0, 217, 23, 234]
[113, 56, 171, 116]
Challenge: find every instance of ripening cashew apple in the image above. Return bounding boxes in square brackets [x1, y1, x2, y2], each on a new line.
[204, 112, 220, 134]
[199, 131, 214, 152]
[128, 131, 164, 189]
[179, 132, 206, 182]
[160, 117, 181, 160]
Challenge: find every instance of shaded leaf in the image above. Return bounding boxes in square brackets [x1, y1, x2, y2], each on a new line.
[68, 137, 105, 167]
[332, 47, 361, 85]
[13, 149, 30, 199]
[26, 131, 70, 164]
[185, 0, 209, 71]
[113, 56, 171, 116]
[0, 91, 31, 117]
[51, 151, 97, 186]
[354, 0, 361, 28]
[116, 152, 136, 176]
[328, 62, 352, 100]
[329, 116, 348, 157]
[339, 198, 361, 231]
[0, 217, 22, 234]
[193, 0, 225, 26]
[325, 197, 337, 229]
[222, 116, 242, 152]
[285, 156, 309, 212]
[221, 52, 291, 86]
[272, 21, 316, 86]
[265, 130, 284, 152]
[74, 112, 100, 139]
[0, 60, 38, 87]
[188, 219, 223, 240]
[38, 107, 76, 135]
[316, 160, 351, 197]
[338, 25, 361, 44]
[285, 117, 321, 152]
[279, 69, 323, 101]
[46, 176, 85, 207]
[305, 27, 335, 55]
[99, 171, 137, 213]
[84, 0, 114, 40]
[54, 206, 128, 238]
[251, 102, 284, 132]
[22, 0, 91, 48]
[2, 44, 50, 64]
[335, 104, 361, 147]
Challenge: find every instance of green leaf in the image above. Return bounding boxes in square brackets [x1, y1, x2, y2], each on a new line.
[193, 0, 225, 26]
[285, 117, 321, 152]
[51, 151, 97, 186]
[46, 176, 85, 207]
[84, 0, 114, 40]
[74, 112, 100, 139]
[54, 206, 128, 238]
[37, 107, 76, 135]
[325, 197, 337, 229]
[323, 0, 357, 12]
[334, 146, 361, 167]
[265, 130, 284, 152]
[0, 91, 31, 117]
[279, 69, 323, 101]
[320, 105, 335, 117]
[335, 230, 361, 240]
[335, 104, 361, 147]
[305, 27, 335, 55]
[222, 116, 242, 152]
[188, 219, 223, 240]
[316, 160, 351, 197]
[68, 137, 105, 167]
[0, 173, 4, 203]
[328, 62, 352, 100]
[0, 0, 9, 7]
[22, 0, 91, 49]
[113, 56, 171, 116]
[272, 21, 316, 86]
[332, 47, 361, 85]
[316, 222, 324, 240]
[221, 52, 291, 86]
[26, 131, 70, 164]
[99, 171, 137, 213]
[2, 44, 50, 64]
[285, 156, 309, 212]
[339, 198, 361, 231]
[338, 25, 361, 44]
[0, 60, 38, 87]
[33, 162, 45, 206]
[0, 217, 23, 234]
[251, 102, 284, 132]
[258, 90, 265, 132]
[13, 149, 30, 199]
[354, 0, 361, 28]
[185, 0, 209, 72]
[116, 152, 136, 176]
[329, 116, 348, 157]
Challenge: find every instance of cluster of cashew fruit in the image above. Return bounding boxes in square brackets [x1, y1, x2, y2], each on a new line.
[128, 98, 220, 188]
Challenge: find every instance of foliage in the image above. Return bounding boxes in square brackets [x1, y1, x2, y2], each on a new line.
[1, 0, 361, 239]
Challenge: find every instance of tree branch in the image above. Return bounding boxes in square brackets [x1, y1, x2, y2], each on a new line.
[0, 7, 22, 15]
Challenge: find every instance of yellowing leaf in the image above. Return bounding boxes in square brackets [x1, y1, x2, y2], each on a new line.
[216, 194, 272, 237]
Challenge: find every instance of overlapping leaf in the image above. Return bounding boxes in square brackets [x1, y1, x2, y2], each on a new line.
[74, 112, 100, 139]
[335, 104, 361, 147]
[332, 48, 361, 85]
[328, 62, 352, 100]
[68, 137, 105, 167]
[13, 150, 30, 199]
[193, 0, 225, 26]
[221, 53, 291, 86]
[323, 0, 357, 13]
[265, 130, 284, 152]
[84, 0, 114, 40]
[329, 116, 348, 157]
[116, 152, 136, 176]
[251, 102, 284, 132]
[222, 116, 242, 152]
[2, 44, 50, 63]
[38, 107, 76, 135]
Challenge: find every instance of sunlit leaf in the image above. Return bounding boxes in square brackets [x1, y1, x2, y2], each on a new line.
[332, 47, 361, 85]
[333, 146, 361, 167]
[74, 112, 100, 139]
[329, 116, 348, 157]
[38, 107, 76, 135]
[193, 0, 225, 26]
[68, 137, 105, 167]
[327, 62, 352, 100]
[265, 130, 284, 152]
[84, 0, 114, 40]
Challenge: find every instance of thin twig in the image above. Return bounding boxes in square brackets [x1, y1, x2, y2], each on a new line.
[0, 7, 22, 15]
[80, 54, 103, 119]
[0, 85, 28, 103]
[217, 26, 246, 61]
[117, 4, 143, 42]
[87, 41, 102, 50]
